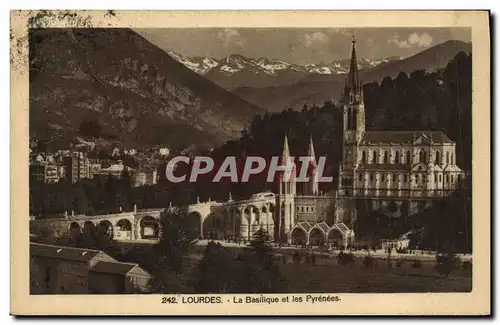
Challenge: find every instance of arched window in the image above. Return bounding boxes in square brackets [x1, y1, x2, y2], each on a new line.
[381, 174, 384, 182]
[370, 173, 373, 182]
[446, 152, 450, 164]
[423, 151, 427, 163]
[384, 151, 388, 164]
[445, 174, 449, 183]
[359, 173, 362, 181]
[373, 151, 378, 164]
[435, 151, 441, 164]
[451, 154, 454, 165]
[419, 151, 424, 163]
[406, 150, 411, 164]
[361, 151, 366, 163]
[395, 151, 400, 164]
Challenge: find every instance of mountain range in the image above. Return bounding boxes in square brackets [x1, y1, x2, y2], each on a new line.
[230, 40, 472, 111]
[167, 50, 402, 89]
[29, 28, 265, 151]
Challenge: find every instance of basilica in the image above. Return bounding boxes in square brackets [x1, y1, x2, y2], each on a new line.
[334, 37, 467, 229]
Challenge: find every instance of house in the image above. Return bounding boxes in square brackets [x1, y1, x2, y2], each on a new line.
[30, 242, 152, 294]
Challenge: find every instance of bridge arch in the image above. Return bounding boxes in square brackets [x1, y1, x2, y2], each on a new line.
[186, 211, 202, 239]
[203, 212, 219, 239]
[82, 221, 96, 236]
[227, 207, 242, 239]
[244, 205, 262, 238]
[115, 219, 133, 241]
[268, 203, 275, 213]
[138, 215, 159, 240]
[97, 220, 114, 239]
[69, 222, 81, 238]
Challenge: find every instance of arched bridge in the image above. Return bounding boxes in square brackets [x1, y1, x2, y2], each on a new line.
[30, 209, 165, 242]
[30, 195, 280, 243]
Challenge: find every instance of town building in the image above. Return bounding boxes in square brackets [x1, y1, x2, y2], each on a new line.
[62, 151, 91, 183]
[29, 162, 60, 183]
[134, 168, 157, 187]
[30, 242, 152, 294]
[94, 160, 135, 179]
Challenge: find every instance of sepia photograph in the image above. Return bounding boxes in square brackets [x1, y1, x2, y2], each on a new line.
[10, 10, 490, 315]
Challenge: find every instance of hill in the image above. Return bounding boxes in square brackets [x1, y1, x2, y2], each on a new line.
[29, 28, 265, 151]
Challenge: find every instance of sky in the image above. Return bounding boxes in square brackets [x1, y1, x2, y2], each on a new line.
[135, 28, 471, 65]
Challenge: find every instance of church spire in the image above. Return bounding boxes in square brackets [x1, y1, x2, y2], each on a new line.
[282, 133, 290, 159]
[344, 36, 361, 103]
[307, 136, 319, 195]
[307, 135, 316, 159]
[348, 36, 359, 91]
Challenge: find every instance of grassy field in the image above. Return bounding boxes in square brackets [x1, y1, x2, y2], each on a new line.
[120, 242, 472, 293]
[185, 246, 471, 293]
[278, 260, 472, 293]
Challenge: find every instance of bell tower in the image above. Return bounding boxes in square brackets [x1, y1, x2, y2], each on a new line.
[336, 37, 364, 228]
[339, 36, 365, 196]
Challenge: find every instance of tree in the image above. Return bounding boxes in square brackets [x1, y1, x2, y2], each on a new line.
[434, 252, 459, 278]
[145, 207, 198, 293]
[231, 227, 287, 293]
[63, 224, 122, 260]
[156, 207, 197, 274]
[194, 241, 235, 293]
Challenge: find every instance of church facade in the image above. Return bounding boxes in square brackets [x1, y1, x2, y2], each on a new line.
[335, 37, 467, 228]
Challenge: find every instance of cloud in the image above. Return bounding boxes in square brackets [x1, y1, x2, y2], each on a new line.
[301, 32, 329, 47]
[217, 28, 244, 47]
[389, 32, 433, 49]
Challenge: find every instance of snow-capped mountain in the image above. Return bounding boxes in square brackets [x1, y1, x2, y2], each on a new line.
[167, 51, 219, 74]
[167, 50, 401, 76]
[166, 50, 402, 89]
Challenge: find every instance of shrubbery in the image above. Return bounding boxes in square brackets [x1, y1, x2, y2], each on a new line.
[337, 251, 355, 265]
[462, 261, 472, 272]
[434, 253, 460, 278]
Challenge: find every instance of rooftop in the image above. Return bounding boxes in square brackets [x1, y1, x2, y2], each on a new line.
[30, 242, 106, 262]
[90, 261, 138, 275]
[361, 131, 453, 145]
[357, 164, 411, 171]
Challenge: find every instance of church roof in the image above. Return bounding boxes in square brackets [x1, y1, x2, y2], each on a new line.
[332, 223, 351, 235]
[315, 222, 330, 233]
[296, 221, 313, 232]
[357, 164, 410, 171]
[360, 131, 453, 145]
